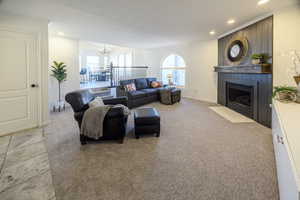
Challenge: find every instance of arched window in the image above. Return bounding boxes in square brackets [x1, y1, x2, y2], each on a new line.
[161, 54, 186, 87]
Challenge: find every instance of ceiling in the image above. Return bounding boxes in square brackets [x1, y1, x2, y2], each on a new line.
[79, 41, 133, 54]
[0, 0, 298, 48]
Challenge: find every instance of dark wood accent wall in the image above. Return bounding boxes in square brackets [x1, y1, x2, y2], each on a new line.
[218, 73, 272, 127]
[218, 16, 273, 66]
[216, 16, 273, 127]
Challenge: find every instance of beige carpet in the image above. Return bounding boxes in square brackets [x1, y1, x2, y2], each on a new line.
[210, 106, 255, 123]
[44, 98, 278, 200]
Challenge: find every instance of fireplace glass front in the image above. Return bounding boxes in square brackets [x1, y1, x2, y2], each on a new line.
[226, 82, 254, 118]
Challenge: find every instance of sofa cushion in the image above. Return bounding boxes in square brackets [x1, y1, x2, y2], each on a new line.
[140, 88, 159, 96]
[102, 96, 128, 106]
[150, 81, 162, 88]
[135, 78, 148, 90]
[124, 83, 136, 92]
[119, 79, 135, 87]
[146, 78, 157, 87]
[128, 90, 147, 99]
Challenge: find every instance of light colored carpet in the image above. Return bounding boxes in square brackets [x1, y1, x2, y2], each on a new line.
[210, 106, 255, 123]
[44, 98, 278, 200]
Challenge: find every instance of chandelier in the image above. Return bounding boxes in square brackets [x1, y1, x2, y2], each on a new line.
[98, 45, 111, 56]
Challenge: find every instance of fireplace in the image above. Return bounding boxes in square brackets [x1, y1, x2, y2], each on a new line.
[216, 73, 272, 127]
[226, 82, 254, 118]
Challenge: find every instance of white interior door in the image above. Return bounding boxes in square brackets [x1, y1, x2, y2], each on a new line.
[0, 29, 39, 136]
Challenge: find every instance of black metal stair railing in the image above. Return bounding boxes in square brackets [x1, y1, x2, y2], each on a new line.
[109, 63, 149, 87]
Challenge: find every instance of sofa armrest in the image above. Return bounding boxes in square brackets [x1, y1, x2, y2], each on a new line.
[103, 96, 128, 106]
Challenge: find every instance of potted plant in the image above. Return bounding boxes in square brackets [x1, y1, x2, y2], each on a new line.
[251, 54, 262, 65]
[251, 53, 272, 65]
[273, 86, 298, 103]
[51, 61, 67, 111]
[260, 53, 272, 65]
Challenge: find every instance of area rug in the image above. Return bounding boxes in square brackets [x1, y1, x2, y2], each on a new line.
[209, 106, 255, 123]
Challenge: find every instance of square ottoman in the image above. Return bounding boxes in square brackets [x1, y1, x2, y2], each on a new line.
[171, 88, 181, 104]
[134, 108, 160, 139]
[159, 87, 181, 105]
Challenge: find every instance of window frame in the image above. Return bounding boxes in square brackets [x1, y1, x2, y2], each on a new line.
[86, 56, 100, 72]
[161, 54, 186, 88]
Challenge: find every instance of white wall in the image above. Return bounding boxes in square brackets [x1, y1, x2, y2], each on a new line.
[188, 40, 218, 102]
[273, 5, 300, 87]
[49, 36, 80, 108]
[132, 49, 148, 66]
[138, 40, 218, 103]
[0, 12, 49, 125]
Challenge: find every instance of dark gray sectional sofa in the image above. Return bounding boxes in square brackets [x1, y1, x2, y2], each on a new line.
[118, 78, 160, 108]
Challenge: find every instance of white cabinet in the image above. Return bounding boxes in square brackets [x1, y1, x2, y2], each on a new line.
[272, 102, 300, 200]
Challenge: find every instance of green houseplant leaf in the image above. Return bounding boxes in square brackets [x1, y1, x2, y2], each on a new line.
[51, 61, 67, 102]
[251, 54, 262, 60]
[251, 53, 272, 64]
[272, 86, 298, 100]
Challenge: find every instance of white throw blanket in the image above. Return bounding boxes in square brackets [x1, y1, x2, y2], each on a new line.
[80, 104, 130, 140]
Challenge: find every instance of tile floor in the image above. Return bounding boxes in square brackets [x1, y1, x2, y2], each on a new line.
[0, 128, 56, 200]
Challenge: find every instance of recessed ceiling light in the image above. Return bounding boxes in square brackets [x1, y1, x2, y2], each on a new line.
[258, 0, 270, 5]
[209, 30, 216, 35]
[57, 32, 65, 36]
[227, 19, 235, 24]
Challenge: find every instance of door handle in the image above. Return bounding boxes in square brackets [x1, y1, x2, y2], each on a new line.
[277, 135, 284, 145]
[31, 84, 39, 88]
[280, 136, 284, 144]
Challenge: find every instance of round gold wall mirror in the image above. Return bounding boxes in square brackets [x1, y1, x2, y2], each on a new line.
[225, 36, 249, 65]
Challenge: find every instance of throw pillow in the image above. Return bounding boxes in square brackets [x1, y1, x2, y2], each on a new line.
[151, 81, 162, 88]
[89, 97, 104, 108]
[124, 83, 136, 92]
[135, 78, 148, 89]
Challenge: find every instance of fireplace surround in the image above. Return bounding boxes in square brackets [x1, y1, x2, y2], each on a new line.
[216, 72, 272, 127]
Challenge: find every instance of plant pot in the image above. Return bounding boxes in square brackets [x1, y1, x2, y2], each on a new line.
[53, 100, 65, 112]
[252, 59, 260, 65]
[296, 92, 300, 104]
[261, 63, 272, 73]
[277, 91, 297, 103]
[294, 75, 300, 85]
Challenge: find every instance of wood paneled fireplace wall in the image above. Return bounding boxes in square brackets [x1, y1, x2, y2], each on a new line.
[218, 16, 273, 66]
[216, 16, 273, 127]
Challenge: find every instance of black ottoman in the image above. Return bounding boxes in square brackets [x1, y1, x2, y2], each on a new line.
[171, 88, 181, 104]
[134, 108, 160, 139]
